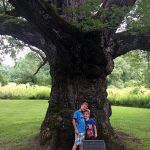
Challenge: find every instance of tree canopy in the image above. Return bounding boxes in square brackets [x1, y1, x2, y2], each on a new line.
[0, 1, 150, 149]
[0, 0, 150, 60]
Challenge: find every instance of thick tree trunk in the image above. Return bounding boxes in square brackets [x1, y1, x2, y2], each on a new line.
[2, 1, 144, 149]
[39, 34, 124, 150]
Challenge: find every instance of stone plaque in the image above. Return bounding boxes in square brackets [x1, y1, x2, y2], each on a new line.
[82, 140, 106, 150]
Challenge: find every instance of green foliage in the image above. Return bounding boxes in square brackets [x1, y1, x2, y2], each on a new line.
[0, 101, 149, 150]
[2, 49, 149, 90]
[108, 87, 150, 108]
[127, 0, 150, 32]
[144, 53, 150, 88]
[10, 52, 51, 86]
[0, 0, 14, 15]
[144, 70, 150, 88]
[61, 0, 150, 32]
[0, 83, 50, 99]
[1, 83, 150, 109]
[64, 0, 105, 31]
[64, 0, 132, 31]
[0, 1, 4, 14]
[10, 52, 39, 84]
[0, 100, 48, 150]
[108, 51, 150, 88]
[71, 17, 107, 31]
[36, 63, 51, 86]
[106, 5, 131, 28]
[0, 64, 10, 86]
[108, 57, 127, 88]
[0, 7, 3, 14]
[111, 106, 150, 150]
[0, 35, 24, 63]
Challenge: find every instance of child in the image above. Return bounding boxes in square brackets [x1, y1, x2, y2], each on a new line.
[72, 102, 89, 150]
[84, 109, 97, 140]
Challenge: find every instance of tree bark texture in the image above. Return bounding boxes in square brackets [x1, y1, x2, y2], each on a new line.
[39, 34, 123, 150]
[2, 0, 150, 150]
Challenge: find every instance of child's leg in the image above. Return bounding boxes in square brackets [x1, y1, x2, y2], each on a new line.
[72, 144, 77, 150]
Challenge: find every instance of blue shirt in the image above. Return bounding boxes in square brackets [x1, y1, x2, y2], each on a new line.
[85, 118, 96, 126]
[85, 118, 96, 133]
[73, 110, 85, 133]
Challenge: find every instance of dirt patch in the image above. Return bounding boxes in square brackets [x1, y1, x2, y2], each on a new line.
[114, 130, 141, 150]
[0, 131, 140, 150]
[32, 132, 140, 150]
[22, 136, 50, 150]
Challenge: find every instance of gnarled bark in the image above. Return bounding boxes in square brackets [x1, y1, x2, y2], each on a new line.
[40, 76, 116, 150]
[39, 34, 123, 150]
[0, 14, 45, 50]
[113, 31, 150, 58]
[1, 0, 150, 150]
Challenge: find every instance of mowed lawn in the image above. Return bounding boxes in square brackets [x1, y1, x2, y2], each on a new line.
[0, 100, 48, 150]
[110, 106, 150, 150]
[0, 100, 150, 150]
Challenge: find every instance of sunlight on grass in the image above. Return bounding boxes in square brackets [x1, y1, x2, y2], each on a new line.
[0, 100, 149, 150]
[0, 84, 150, 108]
[0, 83, 50, 99]
[111, 106, 150, 150]
[108, 87, 150, 108]
[0, 100, 48, 144]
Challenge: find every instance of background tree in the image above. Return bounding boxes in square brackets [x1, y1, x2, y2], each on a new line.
[108, 50, 150, 88]
[0, 64, 9, 86]
[10, 52, 51, 85]
[0, 0, 150, 150]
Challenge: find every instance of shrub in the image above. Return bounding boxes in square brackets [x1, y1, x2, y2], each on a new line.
[108, 87, 150, 108]
[0, 83, 50, 100]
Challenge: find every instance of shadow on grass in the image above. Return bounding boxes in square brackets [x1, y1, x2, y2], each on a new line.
[114, 130, 141, 150]
[0, 131, 140, 150]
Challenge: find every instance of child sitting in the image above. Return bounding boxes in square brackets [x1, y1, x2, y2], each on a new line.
[84, 109, 97, 140]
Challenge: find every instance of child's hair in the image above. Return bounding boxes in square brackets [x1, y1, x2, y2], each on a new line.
[81, 102, 89, 108]
[84, 109, 90, 115]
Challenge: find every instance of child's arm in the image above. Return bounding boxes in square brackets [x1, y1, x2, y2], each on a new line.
[72, 119, 78, 135]
[94, 125, 98, 138]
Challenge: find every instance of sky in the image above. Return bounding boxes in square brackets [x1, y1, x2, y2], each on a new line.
[2, 55, 15, 66]
[1, 22, 126, 67]
[2, 48, 29, 67]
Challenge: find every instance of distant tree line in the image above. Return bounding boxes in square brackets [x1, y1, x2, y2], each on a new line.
[0, 51, 149, 88]
[108, 50, 150, 88]
[0, 52, 51, 86]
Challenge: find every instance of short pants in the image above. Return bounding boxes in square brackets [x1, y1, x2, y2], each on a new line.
[74, 133, 85, 145]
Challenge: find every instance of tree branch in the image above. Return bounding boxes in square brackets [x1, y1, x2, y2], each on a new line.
[33, 58, 48, 76]
[6, 9, 21, 17]
[113, 31, 150, 58]
[96, 0, 137, 31]
[2, 0, 7, 13]
[101, 0, 137, 8]
[8, 0, 80, 42]
[29, 46, 46, 61]
[0, 14, 60, 67]
[0, 14, 45, 50]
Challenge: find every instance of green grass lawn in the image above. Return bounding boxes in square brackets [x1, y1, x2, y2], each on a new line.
[0, 100, 149, 150]
[111, 106, 150, 150]
[0, 100, 48, 150]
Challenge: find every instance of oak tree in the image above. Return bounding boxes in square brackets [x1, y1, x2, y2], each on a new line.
[0, 0, 150, 149]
